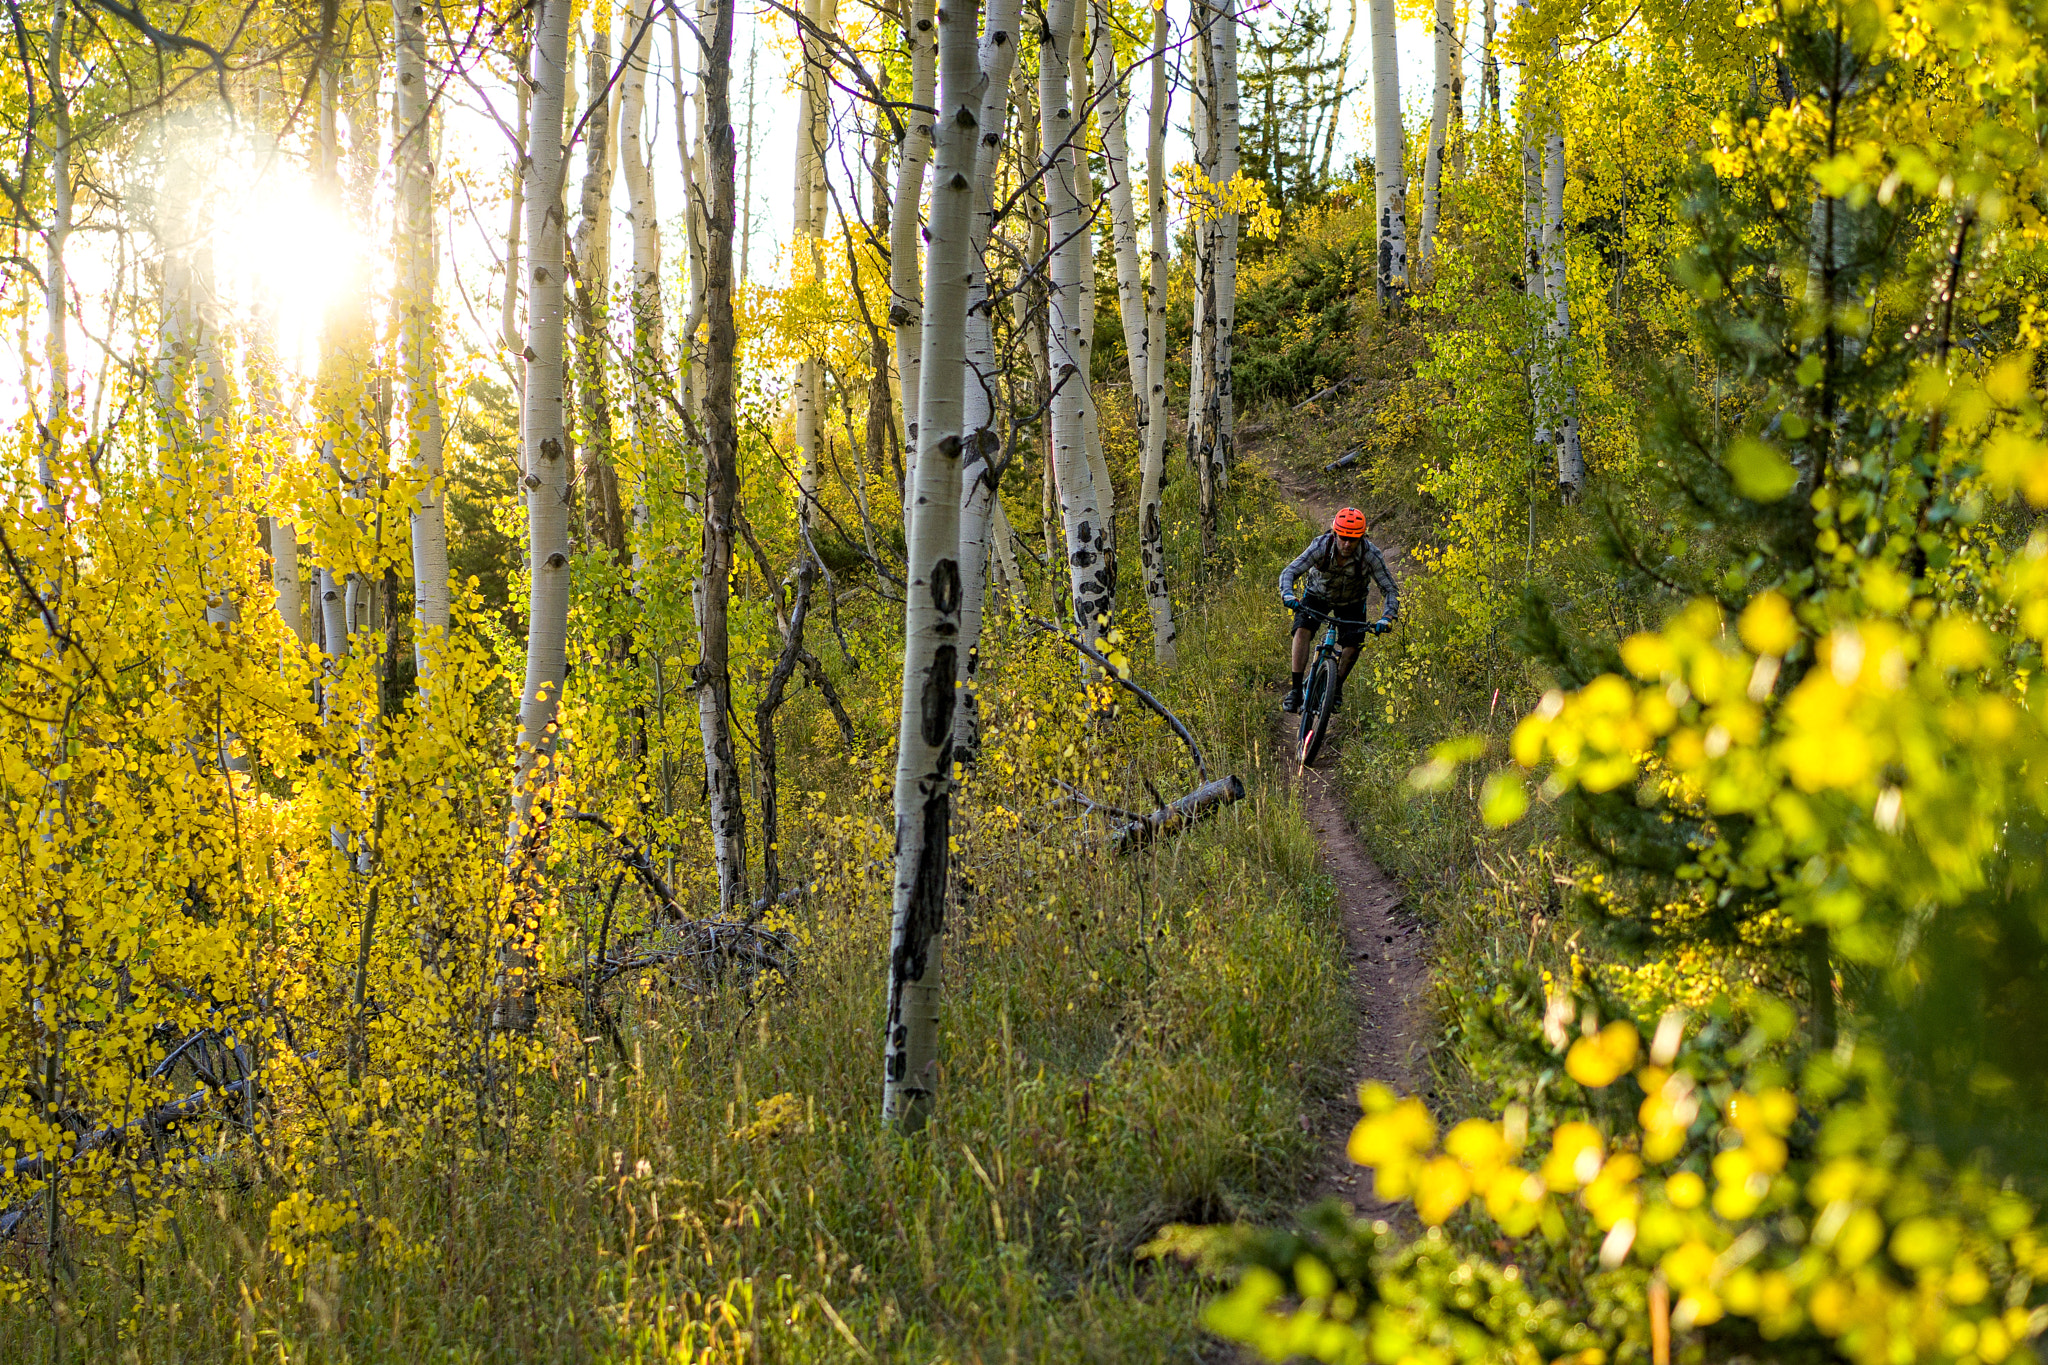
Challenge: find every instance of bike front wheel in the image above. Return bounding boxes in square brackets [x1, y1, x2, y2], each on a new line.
[1298, 657, 1341, 767]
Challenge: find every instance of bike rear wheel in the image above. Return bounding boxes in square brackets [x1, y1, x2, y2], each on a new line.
[1298, 657, 1341, 767]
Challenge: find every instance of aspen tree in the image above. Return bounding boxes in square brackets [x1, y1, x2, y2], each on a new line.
[574, 2, 627, 563]
[501, 27, 529, 395]
[953, 0, 1021, 763]
[499, 0, 572, 1031]
[1095, 0, 1148, 497]
[883, 0, 983, 1131]
[312, 61, 354, 673]
[1040, 0, 1112, 643]
[667, 0, 742, 911]
[252, 296, 308, 647]
[1520, 31, 1550, 470]
[671, 11, 710, 433]
[1369, 0, 1406, 302]
[863, 92, 894, 495]
[340, 43, 384, 669]
[1448, 0, 1465, 180]
[397, 0, 450, 674]
[1008, 59, 1060, 607]
[1072, 15, 1117, 566]
[1185, 8, 1217, 558]
[740, 38, 758, 283]
[1481, 0, 1499, 121]
[192, 239, 237, 667]
[1140, 0, 1177, 664]
[1205, 0, 1238, 493]
[39, 0, 68, 499]
[619, 0, 661, 539]
[698, 0, 747, 918]
[792, 0, 835, 537]
[889, 0, 938, 521]
[1543, 109, 1583, 498]
[1419, 0, 1454, 272]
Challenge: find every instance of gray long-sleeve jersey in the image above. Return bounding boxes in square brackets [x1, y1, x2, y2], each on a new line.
[1278, 533, 1399, 619]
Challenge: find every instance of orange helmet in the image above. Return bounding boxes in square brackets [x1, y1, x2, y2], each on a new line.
[1332, 507, 1368, 538]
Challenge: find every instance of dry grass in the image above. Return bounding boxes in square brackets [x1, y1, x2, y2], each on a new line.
[8, 476, 1354, 1364]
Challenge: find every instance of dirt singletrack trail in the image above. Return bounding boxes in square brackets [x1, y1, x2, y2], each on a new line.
[1257, 448, 1433, 1219]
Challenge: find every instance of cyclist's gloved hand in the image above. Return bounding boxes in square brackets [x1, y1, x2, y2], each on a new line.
[1282, 592, 1300, 611]
[1369, 618, 1392, 635]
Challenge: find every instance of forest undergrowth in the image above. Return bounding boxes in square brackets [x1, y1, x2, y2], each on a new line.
[3, 475, 1354, 1364]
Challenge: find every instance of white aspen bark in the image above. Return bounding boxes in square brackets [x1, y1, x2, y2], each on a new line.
[1369, 0, 1407, 302]
[620, 0, 661, 545]
[808, 0, 836, 234]
[740, 39, 757, 282]
[890, 0, 938, 527]
[270, 521, 307, 643]
[311, 65, 356, 676]
[575, 5, 626, 563]
[1072, 16, 1115, 555]
[1008, 60, 1058, 605]
[988, 493, 1023, 597]
[792, 0, 832, 536]
[152, 145, 194, 469]
[1140, 0, 1177, 664]
[1521, 38, 1550, 467]
[1040, 0, 1112, 643]
[884, 0, 983, 1132]
[250, 295, 308, 646]
[1209, 0, 1239, 489]
[953, 0, 1021, 763]
[39, 0, 68, 500]
[501, 40, 529, 367]
[1184, 15, 1211, 452]
[189, 234, 246, 774]
[671, 12, 710, 440]
[699, 0, 748, 919]
[398, 0, 450, 675]
[1185, 10, 1217, 557]
[499, 0, 573, 1032]
[193, 242, 233, 638]
[1449, 0, 1466, 180]
[1544, 122, 1584, 498]
[1095, 2, 1145, 457]
[1419, 0, 1453, 273]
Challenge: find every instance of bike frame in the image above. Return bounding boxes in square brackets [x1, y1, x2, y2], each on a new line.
[1294, 605, 1349, 768]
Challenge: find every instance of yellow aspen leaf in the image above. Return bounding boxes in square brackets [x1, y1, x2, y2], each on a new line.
[1542, 1123, 1606, 1193]
[1723, 437, 1798, 502]
[1566, 1022, 1641, 1089]
[1414, 1156, 1474, 1226]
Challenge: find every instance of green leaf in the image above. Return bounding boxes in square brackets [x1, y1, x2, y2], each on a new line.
[1723, 438, 1798, 502]
[1481, 772, 1530, 827]
[1795, 353, 1826, 388]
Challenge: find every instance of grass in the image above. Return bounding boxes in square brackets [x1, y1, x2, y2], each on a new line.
[8, 475, 1356, 1363]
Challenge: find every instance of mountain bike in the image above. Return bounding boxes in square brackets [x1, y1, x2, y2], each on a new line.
[1295, 606, 1346, 769]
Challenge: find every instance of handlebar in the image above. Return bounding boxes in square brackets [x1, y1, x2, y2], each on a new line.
[1284, 598, 1392, 634]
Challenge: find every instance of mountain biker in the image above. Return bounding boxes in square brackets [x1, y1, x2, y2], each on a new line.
[1278, 507, 1398, 714]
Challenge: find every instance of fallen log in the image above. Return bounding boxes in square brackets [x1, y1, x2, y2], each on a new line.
[1292, 377, 1359, 411]
[1109, 775, 1247, 854]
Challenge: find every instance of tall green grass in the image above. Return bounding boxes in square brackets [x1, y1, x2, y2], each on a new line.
[8, 478, 1353, 1363]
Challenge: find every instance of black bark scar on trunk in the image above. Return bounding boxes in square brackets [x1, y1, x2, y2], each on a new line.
[893, 791, 951, 989]
[921, 644, 957, 746]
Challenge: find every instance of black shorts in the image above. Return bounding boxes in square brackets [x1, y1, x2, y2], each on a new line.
[1293, 593, 1370, 647]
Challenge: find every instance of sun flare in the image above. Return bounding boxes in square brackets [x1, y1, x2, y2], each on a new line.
[205, 168, 371, 375]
